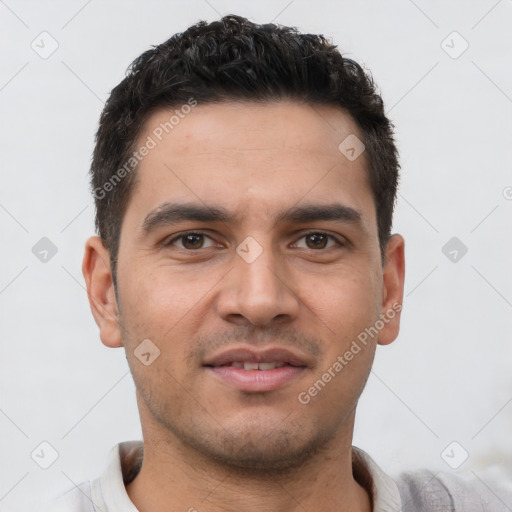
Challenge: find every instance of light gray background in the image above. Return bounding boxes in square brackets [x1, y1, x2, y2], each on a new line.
[1, 0, 511, 509]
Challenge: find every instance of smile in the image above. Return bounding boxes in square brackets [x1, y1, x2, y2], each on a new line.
[203, 346, 310, 392]
[215, 361, 298, 370]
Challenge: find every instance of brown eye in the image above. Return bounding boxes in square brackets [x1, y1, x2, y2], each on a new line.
[293, 232, 342, 250]
[305, 233, 328, 249]
[181, 234, 205, 249]
[167, 232, 216, 250]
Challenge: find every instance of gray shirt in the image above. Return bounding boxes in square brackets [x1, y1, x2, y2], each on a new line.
[38, 441, 512, 511]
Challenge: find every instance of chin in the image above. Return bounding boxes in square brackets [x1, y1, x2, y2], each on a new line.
[177, 419, 337, 475]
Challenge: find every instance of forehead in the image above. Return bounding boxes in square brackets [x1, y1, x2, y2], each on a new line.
[127, 100, 375, 229]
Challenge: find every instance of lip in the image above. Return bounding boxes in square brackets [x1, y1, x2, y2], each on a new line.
[203, 347, 309, 367]
[203, 346, 309, 393]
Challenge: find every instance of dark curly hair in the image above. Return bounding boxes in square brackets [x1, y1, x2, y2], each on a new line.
[91, 14, 399, 279]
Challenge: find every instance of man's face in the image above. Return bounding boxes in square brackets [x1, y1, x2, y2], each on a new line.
[88, 100, 404, 471]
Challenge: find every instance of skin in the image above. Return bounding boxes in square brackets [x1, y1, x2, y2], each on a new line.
[83, 100, 405, 512]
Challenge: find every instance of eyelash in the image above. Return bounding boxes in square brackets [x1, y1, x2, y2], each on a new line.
[165, 230, 345, 250]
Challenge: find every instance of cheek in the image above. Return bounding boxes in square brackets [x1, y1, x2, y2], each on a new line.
[296, 264, 381, 398]
[118, 269, 204, 407]
[118, 263, 221, 378]
[297, 275, 379, 416]
[122, 264, 207, 329]
[301, 264, 381, 338]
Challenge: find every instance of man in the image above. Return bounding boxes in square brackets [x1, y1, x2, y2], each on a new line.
[42, 15, 511, 512]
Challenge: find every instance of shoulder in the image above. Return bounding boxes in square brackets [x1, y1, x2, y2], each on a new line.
[395, 468, 512, 511]
[35, 442, 140, 512]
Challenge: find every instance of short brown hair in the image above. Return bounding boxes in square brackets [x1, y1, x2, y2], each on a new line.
[90, 15, 400, 278]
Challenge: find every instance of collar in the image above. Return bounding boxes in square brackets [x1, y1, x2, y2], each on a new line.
[94, 442, 401, 511]
[352, 446, 402, 511]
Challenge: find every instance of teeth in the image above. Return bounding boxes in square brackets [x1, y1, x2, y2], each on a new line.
[228, 362, 287, 370]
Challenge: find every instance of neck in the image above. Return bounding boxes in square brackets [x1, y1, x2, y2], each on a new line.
[126, 418, 372, 512]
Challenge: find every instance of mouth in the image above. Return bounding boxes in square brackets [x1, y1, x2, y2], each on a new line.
[203, 347, 309, 392]
[214, 361, 297, 370]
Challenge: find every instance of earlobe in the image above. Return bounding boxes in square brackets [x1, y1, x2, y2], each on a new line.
[378, 234, 405, 346]
[82, 236, 123, 348]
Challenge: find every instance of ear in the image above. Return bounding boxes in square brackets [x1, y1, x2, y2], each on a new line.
[82, 236, 123, 348]
[378, 234, 405, 346]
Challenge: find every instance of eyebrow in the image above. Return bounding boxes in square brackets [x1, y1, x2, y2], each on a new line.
[141, 202, 363, 234]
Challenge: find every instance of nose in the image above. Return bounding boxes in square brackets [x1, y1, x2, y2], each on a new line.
[215, 238, 300, 327]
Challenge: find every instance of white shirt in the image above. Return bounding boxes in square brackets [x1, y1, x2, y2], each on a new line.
[38, 441, 512, 511]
